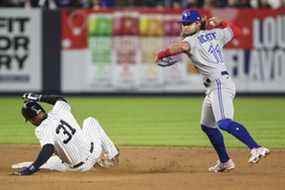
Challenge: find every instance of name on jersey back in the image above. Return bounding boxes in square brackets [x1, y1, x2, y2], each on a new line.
[198, 32, 217, 44]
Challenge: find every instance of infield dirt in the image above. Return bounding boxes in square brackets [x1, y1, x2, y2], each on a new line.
[0, 145, 284, 190]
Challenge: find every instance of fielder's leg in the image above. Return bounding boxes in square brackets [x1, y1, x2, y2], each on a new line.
[210, 81, 260, 149]
[201, 95, 234, 172]
[217, 118, 270, 163]
[211, 80, 269, 163]
[218, 119, 260, 149]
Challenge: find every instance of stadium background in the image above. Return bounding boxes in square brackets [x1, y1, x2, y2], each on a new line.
[0, 1, 284, 190]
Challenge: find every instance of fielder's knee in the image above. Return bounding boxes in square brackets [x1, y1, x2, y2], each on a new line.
[201, 124, 209, 132]
[201, 124, 216, 132]
[217, 119, 233, 131]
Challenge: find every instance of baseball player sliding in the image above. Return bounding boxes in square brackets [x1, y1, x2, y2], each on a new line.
[155, 10, 269, 172]
[12, 93, 119, 175]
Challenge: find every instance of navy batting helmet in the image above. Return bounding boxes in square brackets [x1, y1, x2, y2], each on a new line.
[179, 9, 202, 25]
[21, 101, 46, 121]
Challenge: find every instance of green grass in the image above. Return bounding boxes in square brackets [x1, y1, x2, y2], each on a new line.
[0, 97, 284, 148]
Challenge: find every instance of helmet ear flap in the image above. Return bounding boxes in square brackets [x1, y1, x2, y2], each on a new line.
[21, 107, 30, 122]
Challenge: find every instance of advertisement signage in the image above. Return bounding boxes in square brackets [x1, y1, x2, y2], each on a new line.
[0, 9, 42, 91]
[61, 9, 285, 93]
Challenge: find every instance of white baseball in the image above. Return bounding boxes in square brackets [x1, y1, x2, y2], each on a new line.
[208, 20, 216, 26]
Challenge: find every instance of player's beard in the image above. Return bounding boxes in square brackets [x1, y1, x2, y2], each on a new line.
[180, 23, 200, 38]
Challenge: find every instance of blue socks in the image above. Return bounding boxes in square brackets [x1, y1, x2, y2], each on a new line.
[201, 119, 259, 163]
[218, 119, 260, 149]
[201, 125, 230, 163]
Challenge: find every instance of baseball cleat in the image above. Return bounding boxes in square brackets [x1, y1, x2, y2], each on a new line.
[248, 147, 270, 164]
[96, 145, 120, 168]
[208, 159, 235, 173]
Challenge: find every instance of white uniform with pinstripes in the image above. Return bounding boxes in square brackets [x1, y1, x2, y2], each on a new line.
[33, 101, 119, 172]
[183, 27, 236, 128]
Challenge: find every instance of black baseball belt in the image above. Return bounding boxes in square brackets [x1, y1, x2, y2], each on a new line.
[203, 71, 229, 87]
[71, 142, 94, 169]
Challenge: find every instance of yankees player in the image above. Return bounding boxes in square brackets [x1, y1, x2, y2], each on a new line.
[13, 93, 119, 175]
[155, 10, 269, 172]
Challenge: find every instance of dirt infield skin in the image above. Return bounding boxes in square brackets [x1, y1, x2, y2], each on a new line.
[0, 145, 284, 190]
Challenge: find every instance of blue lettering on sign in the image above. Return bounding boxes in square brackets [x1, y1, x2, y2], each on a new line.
[198, 32, 217, 44]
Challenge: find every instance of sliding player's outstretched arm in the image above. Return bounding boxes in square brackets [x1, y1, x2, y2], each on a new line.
[15, 144, 55, 176]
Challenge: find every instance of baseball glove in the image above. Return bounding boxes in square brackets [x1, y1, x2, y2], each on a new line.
[157, 56, 178, 67]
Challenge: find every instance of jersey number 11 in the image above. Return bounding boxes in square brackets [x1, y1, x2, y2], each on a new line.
[208, 44, 223, 64]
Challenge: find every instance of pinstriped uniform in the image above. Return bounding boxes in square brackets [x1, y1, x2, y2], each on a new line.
[82, 117, 119, 160]
[35, 101, 102, 171]
[183, 27, 236, 128]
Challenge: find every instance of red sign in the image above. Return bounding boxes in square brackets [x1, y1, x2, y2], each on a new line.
[61, 8, 285, 50]
[61, 9, 88, 49]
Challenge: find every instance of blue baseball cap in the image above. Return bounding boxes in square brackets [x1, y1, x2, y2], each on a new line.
[178, 9, 202, 24]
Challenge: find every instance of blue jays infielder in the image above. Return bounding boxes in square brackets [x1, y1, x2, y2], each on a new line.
[155, 10, 269, 173]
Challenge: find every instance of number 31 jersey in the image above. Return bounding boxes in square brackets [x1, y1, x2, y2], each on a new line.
[183, 27, 233, 80]
[35, 101, 90, 166]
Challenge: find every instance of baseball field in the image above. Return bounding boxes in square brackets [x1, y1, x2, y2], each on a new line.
[0, 97, 284, 190]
